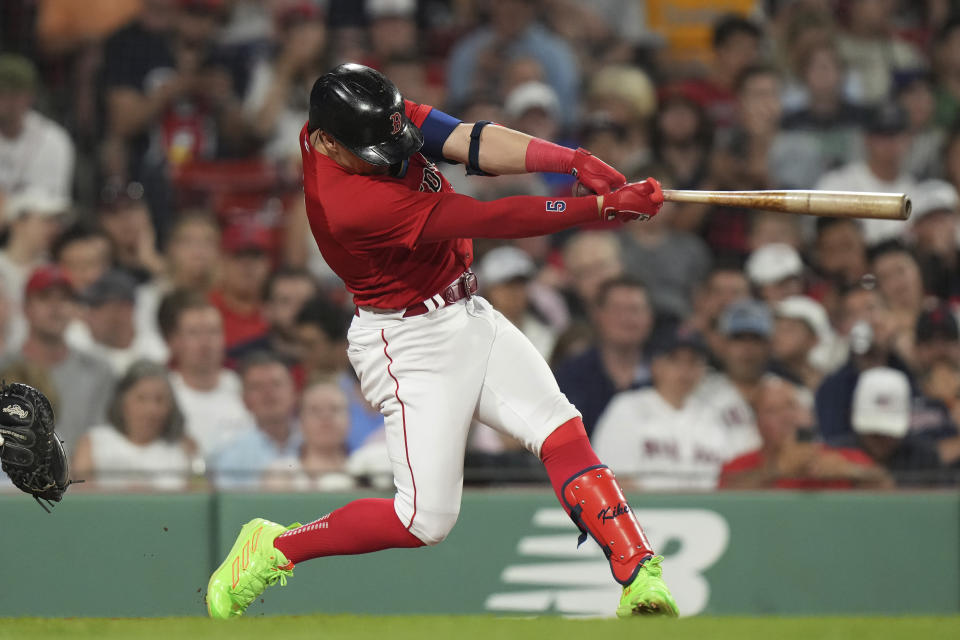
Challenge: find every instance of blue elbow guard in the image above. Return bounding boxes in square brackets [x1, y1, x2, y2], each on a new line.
[419, 107, 462, 160]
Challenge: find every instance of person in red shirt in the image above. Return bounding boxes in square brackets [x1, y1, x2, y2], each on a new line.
[719, 376, 891, 490]
[208, 223, 271, 349]
[207, 63, 674, 619]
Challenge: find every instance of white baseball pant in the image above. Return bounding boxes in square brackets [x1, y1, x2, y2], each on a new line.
[347, 296, 580, 545]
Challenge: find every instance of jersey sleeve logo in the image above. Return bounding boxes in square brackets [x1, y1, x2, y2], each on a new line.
[546, 200, 566, 212]
[419, 164, 443, 192]
[390, 111, 403, 135]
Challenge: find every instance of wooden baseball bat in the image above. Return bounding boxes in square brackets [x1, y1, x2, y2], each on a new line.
[662, 189, 911, 221]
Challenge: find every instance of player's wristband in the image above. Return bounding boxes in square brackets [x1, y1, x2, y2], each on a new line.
[524, 138, 575, 174]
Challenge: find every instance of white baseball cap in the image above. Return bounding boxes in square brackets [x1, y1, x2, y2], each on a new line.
[911, 179, 959, 220]
[367, 0, 415, 18]
[504, 82, 560, 120]
[852, 367, 911, 438]
[479, 246, 535, 287]
[745, 243, 803, 286]
[776, 296, 830, 342]
[4, 189, 69, 221]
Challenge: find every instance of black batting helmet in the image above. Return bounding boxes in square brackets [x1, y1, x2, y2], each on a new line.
[308, 63, 424, 166]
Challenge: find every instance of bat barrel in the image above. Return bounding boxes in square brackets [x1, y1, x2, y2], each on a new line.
[662, 190, 911, 221]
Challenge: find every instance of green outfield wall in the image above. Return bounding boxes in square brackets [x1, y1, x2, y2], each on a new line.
[1, 490, 957, 617]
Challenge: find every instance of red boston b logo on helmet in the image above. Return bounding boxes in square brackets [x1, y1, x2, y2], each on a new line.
[390, 111, 403, 135]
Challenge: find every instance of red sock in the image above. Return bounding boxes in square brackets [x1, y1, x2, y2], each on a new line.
[541, 417, 602, 507]
[273, 498, 424, 565]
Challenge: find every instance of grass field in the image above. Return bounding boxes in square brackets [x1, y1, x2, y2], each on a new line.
[1, 615, 958, 640]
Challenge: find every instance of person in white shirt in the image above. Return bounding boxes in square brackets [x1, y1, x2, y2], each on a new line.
[159, 289, 252, 456]
[815, 104, 916, 246]
[593, 328, 757, 491]
[70, 360, 195, 491]
[0, 54, 75, 199]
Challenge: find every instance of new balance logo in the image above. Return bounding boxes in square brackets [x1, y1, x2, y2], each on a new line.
[545, 200, 566, 213]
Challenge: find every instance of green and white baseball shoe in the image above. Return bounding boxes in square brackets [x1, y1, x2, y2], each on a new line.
[206, 517, 300, 619]
[616, 555, 679, 618]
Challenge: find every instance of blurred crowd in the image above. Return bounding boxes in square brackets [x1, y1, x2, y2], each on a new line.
[0, 0, 959, 493]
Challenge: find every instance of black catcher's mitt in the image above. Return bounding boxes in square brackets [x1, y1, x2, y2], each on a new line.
[0, 382, 74, 511]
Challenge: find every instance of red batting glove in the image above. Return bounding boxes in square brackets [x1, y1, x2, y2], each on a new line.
[571, 148, 627, 195]
[600, 178, 664, 222]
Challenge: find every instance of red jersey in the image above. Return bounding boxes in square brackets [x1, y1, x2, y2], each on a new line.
[301, 102, 470, 309]
[718, 445, 876, 490]
[208, 290, 269, 349]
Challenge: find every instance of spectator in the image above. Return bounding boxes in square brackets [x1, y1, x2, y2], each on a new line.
[52, 223, 113, 292]
[649, 88, 713, 190]
[923, 358, 960, 428]
[228, 267, 318, 371]
[555, 276, 653, 437]
[68, 269, 168, 374]
[593, 328, 743, 490]
[0, 265, 114, 452]
[771, 296, 833, 391]
[836, 0, 923, 105]
[583, 65, 657, 170]
[96, 181, 165, 284]
[365, 0, 419, 64]
[696, 299, 771, 452]
[560, 231, 623, 321]
[618, 199, 711, 323]
[71, 360, 194, 490]
[685, 263, 751, 362]
[716, 65, 823, 190]
[209, 223, 271, 350]
[264, 379, 393, 492]
[242, 0, 326, 168]
[295, 295, 383, 452]
[477, 246, 556, 359]
[745, 243, 805, 305]
[933, 17, 960, 127]
[812, 217, 869, 290]
[815, 105, 916, 246]
[815, 283, 914, 446]
[135, 210, 221, 365]
[0, 54, 75, 198]
[101, 0, 248, 239]
[719, 376, 890, 489]
[209, 351, 301, 489]
[0, 276, 13, 357]
[681, 14, 764, 130]
[781, 40, 868, 172]
[158, 289, 252, 456]
[870, 240, 927, 364]
[896, 71, 943, 180]
[0, 190, 69, 307]
[446, 0, 579, 127]
[914, 305, 960, 378]
[748, 212, 803, 253]
[852, 367, 960, 485]
[909, 179, 960, 301]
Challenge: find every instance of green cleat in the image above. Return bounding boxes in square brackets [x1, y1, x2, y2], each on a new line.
[206, 517, 301, 619]
[616, 555, 679, 618]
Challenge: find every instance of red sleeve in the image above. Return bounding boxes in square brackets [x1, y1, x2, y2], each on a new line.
[404, 99, 433, 127]
[833, 447, 876, 466]
[329, 177, 599, 251]
[717, 451, 762, 488]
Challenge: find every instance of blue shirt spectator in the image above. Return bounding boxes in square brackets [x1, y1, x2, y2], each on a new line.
[446, 1, 579, 127]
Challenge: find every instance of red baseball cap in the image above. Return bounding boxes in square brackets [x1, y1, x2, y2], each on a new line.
[24, 265, 73, 298]
[221, 223, 272, 254]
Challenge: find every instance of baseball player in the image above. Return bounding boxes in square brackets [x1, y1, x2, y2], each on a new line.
[207, 63, 677, 619]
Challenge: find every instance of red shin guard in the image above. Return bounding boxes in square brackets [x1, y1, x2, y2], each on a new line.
[561, 466, 655, 585]
[541, 418, 655, 585]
